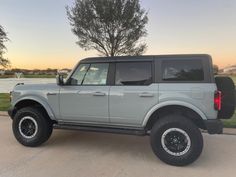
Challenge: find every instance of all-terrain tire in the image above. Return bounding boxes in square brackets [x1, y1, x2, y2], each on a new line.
[12, 107, 53, 147]
[150, 115, 203, 166]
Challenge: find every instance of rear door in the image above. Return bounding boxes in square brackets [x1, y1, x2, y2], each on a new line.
[109, 61, 159, 126]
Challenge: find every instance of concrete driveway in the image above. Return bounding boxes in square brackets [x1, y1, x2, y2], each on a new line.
[0, 115, 236, 177]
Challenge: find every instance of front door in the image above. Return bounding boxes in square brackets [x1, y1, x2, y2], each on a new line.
[59, 63, 110, 123]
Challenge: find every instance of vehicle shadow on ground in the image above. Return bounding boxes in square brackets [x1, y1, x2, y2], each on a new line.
[44, 129, 236, 169]
[47, 129, 157, 161]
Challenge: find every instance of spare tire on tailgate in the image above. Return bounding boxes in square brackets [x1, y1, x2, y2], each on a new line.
[215, 76, 235, 119]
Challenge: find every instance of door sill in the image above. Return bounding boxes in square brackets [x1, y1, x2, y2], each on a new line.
[54, 123, 146, 136]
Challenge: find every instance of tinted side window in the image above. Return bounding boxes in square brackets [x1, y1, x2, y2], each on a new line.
[115, 62, 152, 85]
[83, 63, 109, 85]
[162, 59, 204, 81]
[69, 64, 90, 85]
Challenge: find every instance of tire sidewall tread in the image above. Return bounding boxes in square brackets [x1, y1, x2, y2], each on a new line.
[12, 107, 53, 147]
[150, 115, 203, 166]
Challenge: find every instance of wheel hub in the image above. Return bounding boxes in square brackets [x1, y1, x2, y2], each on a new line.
[161, 128, 191, 156]
[18, 116, 38, 139]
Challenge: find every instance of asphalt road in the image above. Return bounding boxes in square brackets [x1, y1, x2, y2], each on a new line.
[1, 115, 236, 177]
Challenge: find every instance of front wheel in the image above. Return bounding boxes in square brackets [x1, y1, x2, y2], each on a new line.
[12, 107, 53, 147]
[150, 115, 203, 166]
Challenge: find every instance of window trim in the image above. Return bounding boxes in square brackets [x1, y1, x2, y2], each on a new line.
[112, 61, 154, 86]
[80, 64, 91, 85]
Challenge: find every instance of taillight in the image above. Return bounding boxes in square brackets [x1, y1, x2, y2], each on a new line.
[214, 91, 221, 110]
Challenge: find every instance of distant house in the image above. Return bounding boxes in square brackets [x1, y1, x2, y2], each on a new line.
[223, 65, 236, 74]
[57, 69, 71, 75]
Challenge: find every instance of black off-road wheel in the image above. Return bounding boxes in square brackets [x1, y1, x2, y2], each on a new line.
[12, 107, 53, 147]
[150, 115, 203, 166]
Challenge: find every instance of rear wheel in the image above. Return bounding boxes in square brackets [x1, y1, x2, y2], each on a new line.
[150, 115, 203, 166]
[12, 107, 53, 147]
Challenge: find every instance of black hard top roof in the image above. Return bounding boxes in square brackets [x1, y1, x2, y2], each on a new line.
[79, 54, 211, 63]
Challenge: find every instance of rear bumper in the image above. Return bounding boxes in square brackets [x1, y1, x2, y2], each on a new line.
[204, 119, 223, 134]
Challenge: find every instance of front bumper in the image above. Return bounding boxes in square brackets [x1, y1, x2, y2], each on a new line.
[8, 107, 15, 119]
[204, 119, 223, 134]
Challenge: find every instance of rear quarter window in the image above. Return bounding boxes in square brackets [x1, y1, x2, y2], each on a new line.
[161, 59, 204, 81]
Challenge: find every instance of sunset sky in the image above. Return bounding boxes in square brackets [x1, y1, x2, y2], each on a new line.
[0, 0, 235, 69]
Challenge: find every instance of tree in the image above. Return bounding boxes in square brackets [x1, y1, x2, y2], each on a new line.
[67, 0, 148, 57]
[0, 25, 10, 67]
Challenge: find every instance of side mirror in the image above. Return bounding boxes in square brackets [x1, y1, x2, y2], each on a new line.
[56, 74, 64, 85]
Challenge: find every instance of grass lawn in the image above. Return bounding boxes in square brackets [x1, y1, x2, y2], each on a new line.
[222, 113, 236, 128]
[23, 74, 56, 78]
[0, 93, 10, 111]
[0, 74, 56, 79]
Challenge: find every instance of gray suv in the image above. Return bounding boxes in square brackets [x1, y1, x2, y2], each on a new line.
[8, 54, 235, 166]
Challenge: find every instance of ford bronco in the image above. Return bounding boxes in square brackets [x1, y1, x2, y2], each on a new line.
[8, 54, 235, 166]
